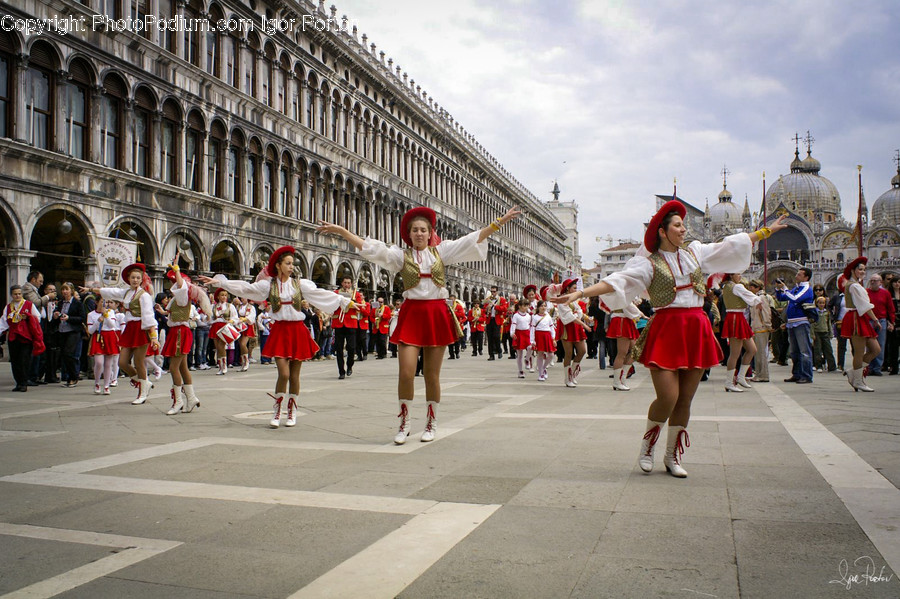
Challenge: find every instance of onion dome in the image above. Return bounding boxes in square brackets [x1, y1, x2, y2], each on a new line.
[872, 166, 900, 224]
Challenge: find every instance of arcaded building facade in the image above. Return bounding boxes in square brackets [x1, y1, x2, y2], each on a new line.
[0, 0, 568, 305]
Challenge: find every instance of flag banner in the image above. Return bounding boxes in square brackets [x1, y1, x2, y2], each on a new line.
[96, 236, 138, 288]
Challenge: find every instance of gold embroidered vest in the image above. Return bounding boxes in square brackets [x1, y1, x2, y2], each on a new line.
[400, 247, 445, 291]
[128, 289, 144, 317]
[269, 279, 303, 313]
[169, 299, 191, 322]
[646, 248, 706, 308]
[722, 281, 747, 310]
[844, 285, 856, 310]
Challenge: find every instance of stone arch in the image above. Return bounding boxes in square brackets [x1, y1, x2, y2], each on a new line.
[107, 217, 159, 265]
[29, 204, 94, 285]
[311, 255, 332, 287]
[210, 238, 243, 277]
[160, 227, 205, 273]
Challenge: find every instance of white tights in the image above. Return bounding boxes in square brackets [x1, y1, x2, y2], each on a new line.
[93, 355, 117, 388]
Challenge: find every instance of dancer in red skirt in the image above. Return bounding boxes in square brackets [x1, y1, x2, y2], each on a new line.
[553, 201, 787, 477]
[549, 279, 590, 388]
[318, 205, 521, 444]
[209, 289, 238, 375]
[607, 300, 641, 391]
[162, 254, 211, 415]
[199, 246, 351, 428]
[522, 285, 538, 371]
[82, 264, 160, 405]
[87, 299, 120, 395]
[840, 257, 881, 392]
[509, 298, 533, 378]
[714, 272, 763, 393]
[236, 297, 257, 372]
[530, 300, 556, 381]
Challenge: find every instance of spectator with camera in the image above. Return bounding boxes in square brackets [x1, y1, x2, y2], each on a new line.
[774, 268, 814, 384]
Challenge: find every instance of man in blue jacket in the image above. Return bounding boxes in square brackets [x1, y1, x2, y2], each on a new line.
[775, 267, 814, 384]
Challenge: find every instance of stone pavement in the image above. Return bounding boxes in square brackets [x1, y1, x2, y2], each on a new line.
[1, 353, 898, 598]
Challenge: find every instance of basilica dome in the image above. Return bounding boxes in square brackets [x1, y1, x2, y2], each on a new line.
[709, 185, 743, 229]
[765, 147, 841, 218]
[872, 170, 900, 224]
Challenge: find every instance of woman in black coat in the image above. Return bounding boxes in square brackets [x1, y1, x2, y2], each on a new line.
[53, 283, 85, 387]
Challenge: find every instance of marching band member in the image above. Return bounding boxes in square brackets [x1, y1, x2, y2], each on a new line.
[331, 276, 364, 380]
[372, 295, 392, 359]
[448, 294, 467, 359]
[716, 272, 763, 392]
[87, 299, 120, 395]
[840, 257, 881, 392]
[0, 285, 45, 392]
[468, 303, 485, 357]
[553, 201, 787, 477]
[82, 264, 160, 405]
[530, 300, 556, 381]
[199, 246, 351, 428]
[162, 255, 211, 415]
[607, 299, 641, 391]
[209, 289, 239, 375]
[484, 286, 508, 360]
[509, 298, 533, 377]
[318, 205, 521, 444]
[522, 285, 539, 371]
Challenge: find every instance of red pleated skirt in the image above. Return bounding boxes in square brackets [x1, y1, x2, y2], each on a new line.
[513, 330, 531, 350]
[119, 320, 150, 348]
[262, 320, 319, 361]
[841, 311, 876, 338]
[238, 322, 257, 338]
[390, 299, 459, 347]
[639, 307, 723, 370]
[558, 321, 587, 343]
[607, 316, 639, 340]
[161, 324, 194, 357]
[533, 330, 556, 352]
[721, 312, 753, 339]
[88, 330, 120, 356]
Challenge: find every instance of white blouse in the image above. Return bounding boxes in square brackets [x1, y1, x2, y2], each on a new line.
[212, 276, 347, 322]
[509, 312, 532, 337]
[556, 301, 584, 326]
[611, 302, 642, 320]
[87, 309, 118, 334]
[727, 282, 763, 310]
[847, 281, 874, 316]
[530, 313, 556, 343]
[358, 231, 489, 300]
[166, 283, 192, 327]
[601, 233, 753, 311]
[100, 287, 156, 330]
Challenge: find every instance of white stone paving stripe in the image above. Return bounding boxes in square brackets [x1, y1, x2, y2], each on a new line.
[761, 386, 900, 575]
[289, 502, 500, 599]
[0, 431, 65, 443]
[0, 398, 126, 421]
[1, 470, 437, 516]
[0, 523, 181, 599]
[496, 413, 779, 422]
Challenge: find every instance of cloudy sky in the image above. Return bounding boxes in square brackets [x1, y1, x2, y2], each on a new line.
[335, 0, 900, 267]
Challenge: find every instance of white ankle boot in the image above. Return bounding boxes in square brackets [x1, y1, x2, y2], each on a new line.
[565, 366, 576, 387]
[421, 401, 437, 442]
[166, 385, 184, 415]
[638, 420, 664, 472]
[216, 358, 226, 375]
[285, 396, 298, 426]
[394, 399, 412, 444]
[736, 367, 753, 388]
[664, 426, 690, 478]
[270, 396, 283, 428]
[853, 368, 874, 392]
[571, 363, 581, 386]
[613, 367, 630, 391]
[724, 369, 743, 392]
[132, 379, 152, 405]
[241, 355, 249, 372]
[183, 384, 200, 412]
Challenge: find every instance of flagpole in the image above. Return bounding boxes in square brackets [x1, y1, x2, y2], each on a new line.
[762, 171, 768, 286]
[857, 165, 864, 257]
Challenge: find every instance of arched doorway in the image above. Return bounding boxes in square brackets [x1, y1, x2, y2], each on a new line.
[249, 245, 274, 279]
[294, 253, 309, 279]
[31, 209, 91, 286]
[160, 229, 203, 276]
[392, 273, 403, 299]
[210, 240, 241, 278]
[763, 226, 809, 264]
[312, 257, 332, 287]
[358, 264, 374, 298]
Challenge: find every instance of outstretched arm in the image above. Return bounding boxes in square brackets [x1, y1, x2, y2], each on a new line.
[749, 214, 789, 244]
[316, 221, 365, 250]
[478, 207, 522, 243]
[551, 281, 616, 305]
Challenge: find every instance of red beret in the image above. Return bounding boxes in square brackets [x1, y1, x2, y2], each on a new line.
[645, 200, 687, 252]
